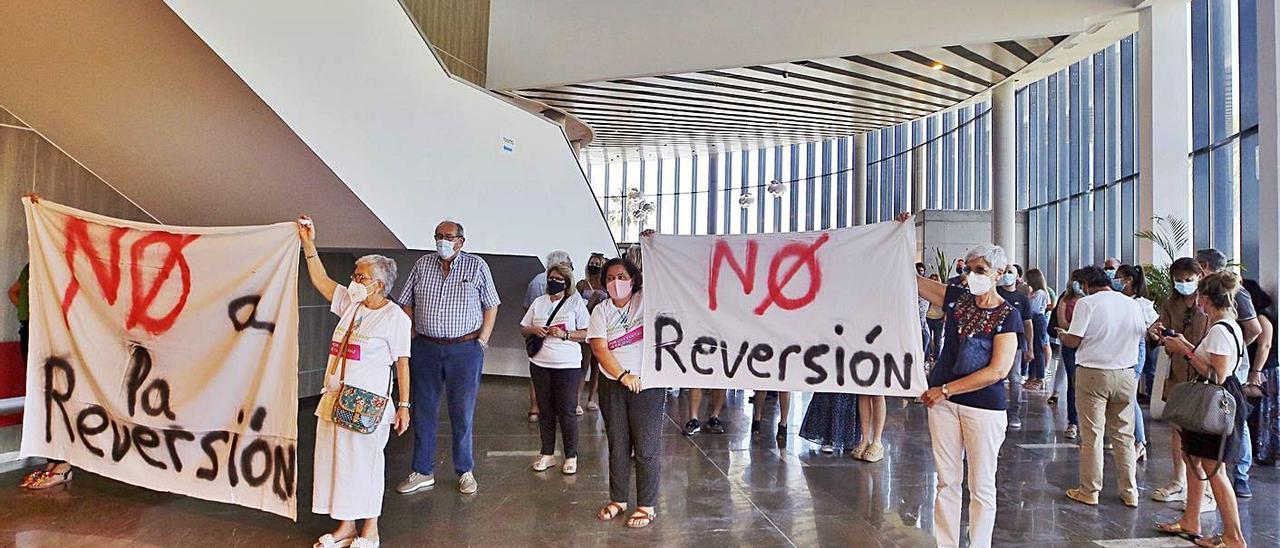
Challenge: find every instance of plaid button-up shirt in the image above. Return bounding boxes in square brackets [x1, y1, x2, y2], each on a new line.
[395, 252, 501, 338]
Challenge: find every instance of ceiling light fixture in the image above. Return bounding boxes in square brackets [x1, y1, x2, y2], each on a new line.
[930, 62, 945, 70]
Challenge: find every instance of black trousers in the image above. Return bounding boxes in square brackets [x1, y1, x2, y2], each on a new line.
[599, 378, 665, 507]
[18, 320, 28, 361]
[529, 364, 584, 458]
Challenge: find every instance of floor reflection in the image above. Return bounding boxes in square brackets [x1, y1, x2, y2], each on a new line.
[1, 377, 1278, 547]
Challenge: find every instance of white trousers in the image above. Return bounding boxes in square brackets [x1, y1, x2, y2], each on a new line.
[312, 420, 392, 520]
[928, 399, 1007, 548]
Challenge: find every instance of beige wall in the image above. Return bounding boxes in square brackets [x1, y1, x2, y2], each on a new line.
[403, 0, 491, 86]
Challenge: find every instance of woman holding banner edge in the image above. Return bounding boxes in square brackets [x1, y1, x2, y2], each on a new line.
[905, 213, 1022, 548]
[299, 216, 412, 548]
[588, 257, 664, 529]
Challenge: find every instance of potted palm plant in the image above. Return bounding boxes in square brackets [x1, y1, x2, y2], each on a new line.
[1135, 215, 1189, 309]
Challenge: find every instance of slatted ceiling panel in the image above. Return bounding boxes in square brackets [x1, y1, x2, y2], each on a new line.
[519, 35, 1065, 159]
[785, 60, 965, 107]
[528, 84, 894, 129]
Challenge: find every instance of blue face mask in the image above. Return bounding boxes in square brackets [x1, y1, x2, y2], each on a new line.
[1104, 268, 1117, 279]
[1112, 279, 1125, 291]
[1174, 280, 1198, 296]
[1000, 272, 1017, 287]
[1072, 281, 1083, 294]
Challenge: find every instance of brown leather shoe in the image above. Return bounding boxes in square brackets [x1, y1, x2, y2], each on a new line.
[1066, 487, 1099, 506]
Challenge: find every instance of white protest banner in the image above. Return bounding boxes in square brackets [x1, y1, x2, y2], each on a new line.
[20, 198, 301, 519]
[640, 221, 926, 396]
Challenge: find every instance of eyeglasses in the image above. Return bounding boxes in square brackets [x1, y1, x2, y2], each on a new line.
[350, 274, 372, 284]
[434, 233, 462, 241]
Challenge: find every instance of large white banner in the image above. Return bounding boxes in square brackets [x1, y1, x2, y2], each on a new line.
[20, 198, 301, 518]
[640, 221, 926, 396]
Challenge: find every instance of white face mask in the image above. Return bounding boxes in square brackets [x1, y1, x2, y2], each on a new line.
[346, 280, 370, 303]
[436, 239, 458, 260]
[967, 272, 995, 296]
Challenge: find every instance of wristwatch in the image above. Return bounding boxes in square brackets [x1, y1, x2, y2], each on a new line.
[397, 401, 412, 409]
[941, 384, 951, 399]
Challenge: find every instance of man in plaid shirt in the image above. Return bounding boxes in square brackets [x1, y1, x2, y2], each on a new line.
[394, 220, 500, 496]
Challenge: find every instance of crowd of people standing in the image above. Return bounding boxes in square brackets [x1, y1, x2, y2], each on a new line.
[10, 212, 1280, 548]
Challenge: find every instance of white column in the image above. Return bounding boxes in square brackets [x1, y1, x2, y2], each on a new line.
[1259, 0, 1280, 294]
[912, 145, 926, 215]
[1138, 0, 1193, 265]
[991, 81, 1017, 265]
[854, 132, 868, 226]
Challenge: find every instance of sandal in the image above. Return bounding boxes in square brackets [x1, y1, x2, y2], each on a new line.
[1193, 536, 1227, 548]
[626, 507, 656, 529]
[1151, 482, 1186, 502]
[562, 457, 578, 475]
[351, 538, 380, 548]
[314, 533, 354, 548]
[1154, 522, 1201, 543]
[19, 469, 47, 489]
[598, 501, 627, 521]
[25, 468, 72, 490]
[527, 412, 539, 423]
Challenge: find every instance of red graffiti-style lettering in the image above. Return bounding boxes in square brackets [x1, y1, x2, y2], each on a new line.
[126, 232, 199, 335]
[753, 233, 829, 316]
[61, 218, 129, 319]
[707, 239, 759, 311]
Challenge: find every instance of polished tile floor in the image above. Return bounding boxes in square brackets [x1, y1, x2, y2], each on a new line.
[2, 375, 1278, 547]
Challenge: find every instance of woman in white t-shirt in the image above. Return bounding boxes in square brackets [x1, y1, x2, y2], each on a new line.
[1157, 271, 1248, 548]
[521, 262, 591, 474]
[299, 217, 411, 548]
[589, 257, 663, 529]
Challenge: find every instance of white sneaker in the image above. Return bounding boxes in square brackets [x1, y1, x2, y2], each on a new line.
[459, 471, 478, 494]
[396, 472, 435, 494]
[821, 444, 835, 454]
[1064, 425, 1079, 440]
[531, 455, 556, 472]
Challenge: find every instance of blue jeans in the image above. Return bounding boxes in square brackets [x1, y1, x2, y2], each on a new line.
[1062, 346, 1079, 426]
[1007, 350, 1024, 419]
[1235, 421, 1253, 487]
[1030, 315, 1049, 379]
[1132, 341, 1147, 446]
[410, 338, 485, 476]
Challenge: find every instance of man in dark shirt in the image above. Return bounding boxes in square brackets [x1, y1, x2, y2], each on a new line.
[946, 259, 968, 287]
[998, 268, 1035, 429]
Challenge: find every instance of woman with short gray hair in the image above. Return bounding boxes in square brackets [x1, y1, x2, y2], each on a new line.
[298, 216, 412, 548]
[904, 212, 1022, 548]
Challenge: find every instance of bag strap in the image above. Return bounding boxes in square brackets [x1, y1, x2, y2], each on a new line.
[335, 304, 364, 384]
[1193, 321, 1242, 384]
[545, 295, 571, 328]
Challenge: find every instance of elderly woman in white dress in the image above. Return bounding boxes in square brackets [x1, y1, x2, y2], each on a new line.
[299, 216, 411, 548]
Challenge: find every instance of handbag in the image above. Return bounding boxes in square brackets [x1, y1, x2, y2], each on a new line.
[1163, 320, 1241, 479]
[525, 295, 571, 358]
[953, 336, 994, 376]
[324, 305, 394, 434]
